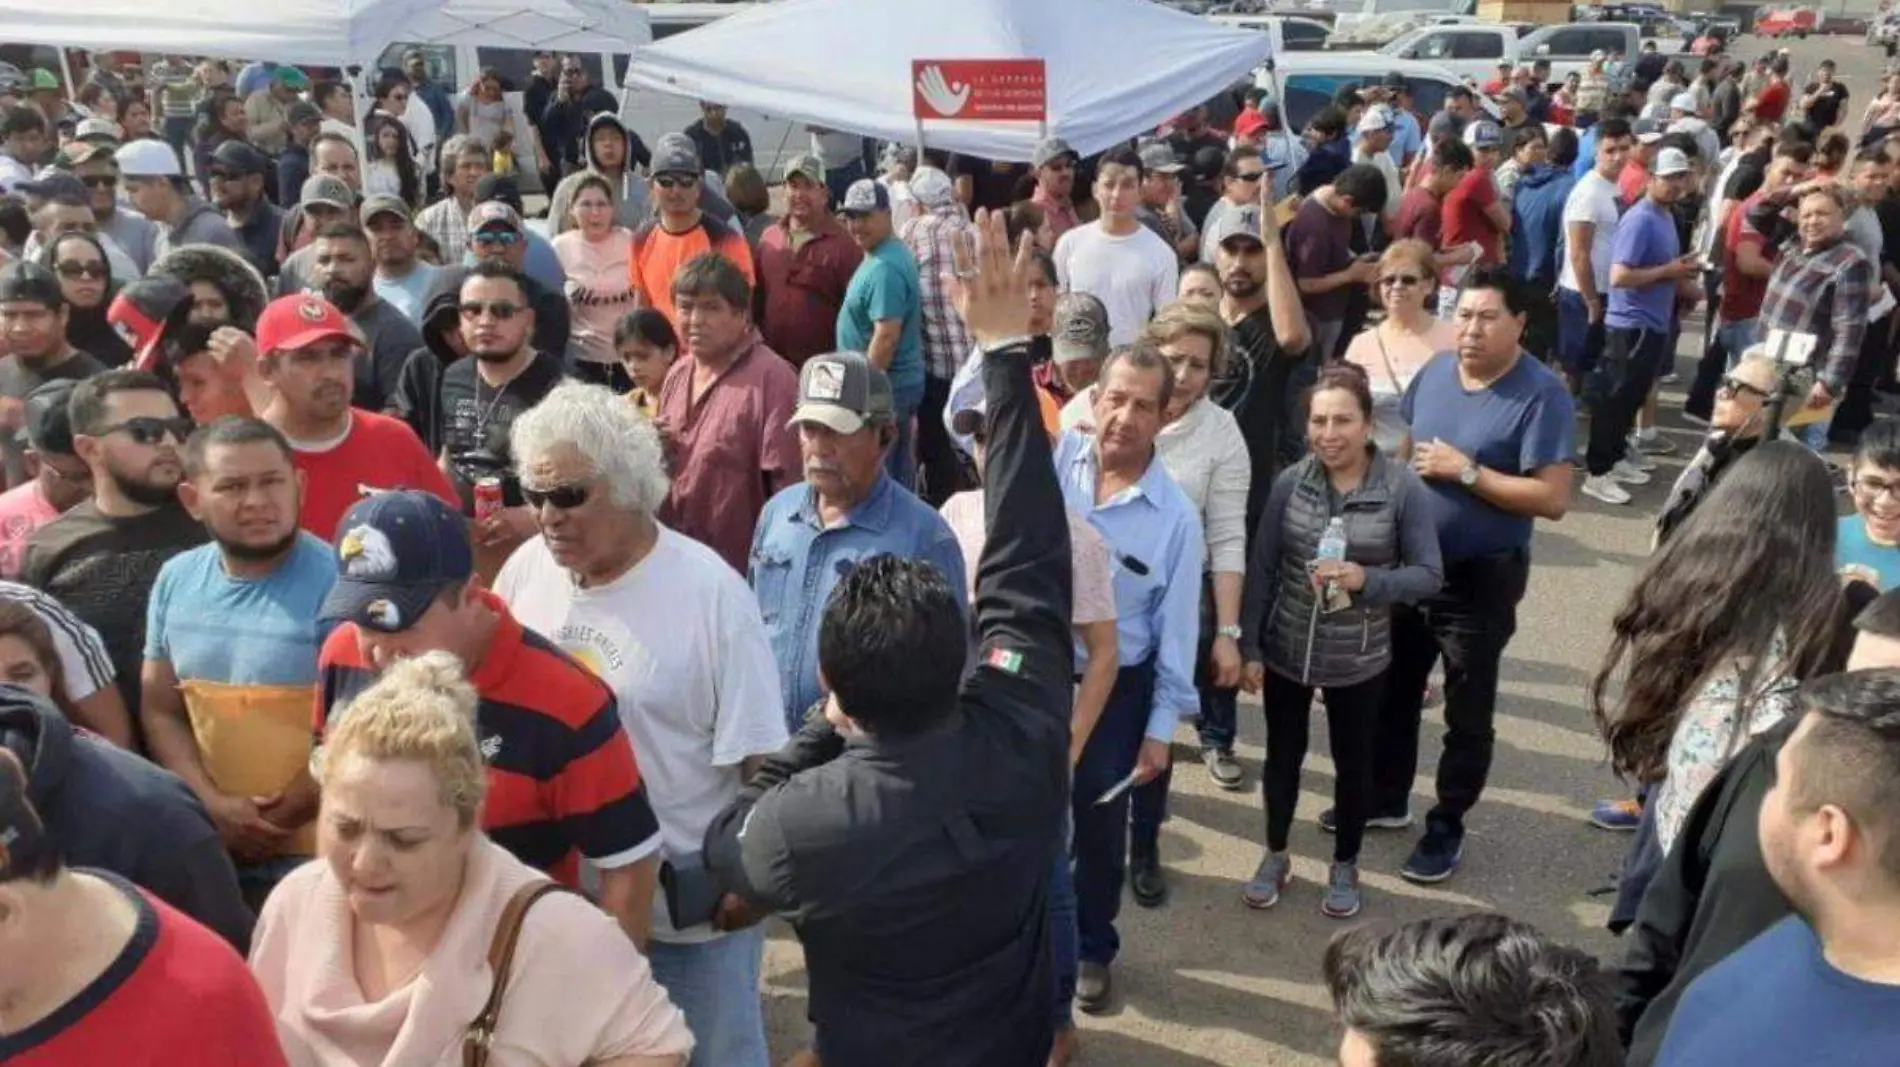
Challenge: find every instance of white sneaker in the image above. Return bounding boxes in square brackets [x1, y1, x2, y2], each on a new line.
[1583, 474, 1633, 505]
[1622, 450, 1658, 473]
[1610, 459, 1652, 486]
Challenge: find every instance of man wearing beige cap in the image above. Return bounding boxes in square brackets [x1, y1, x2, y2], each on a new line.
[362, 194, 437, 323]
[756, 152, 860, 367]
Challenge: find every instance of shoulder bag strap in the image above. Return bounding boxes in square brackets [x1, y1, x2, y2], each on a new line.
[464, 881, 577, 1067]
[1371, 327, 1406, 399]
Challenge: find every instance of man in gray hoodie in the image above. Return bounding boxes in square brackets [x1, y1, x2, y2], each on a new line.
[113, 139, 245, 261]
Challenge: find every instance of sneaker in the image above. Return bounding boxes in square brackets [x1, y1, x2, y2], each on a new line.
[1656, 371, 1680, 386]
[1582, 474, 1632, 505]
[1621, 449, 1658, 473]
[1202, 746, 1245, 791]
[1129, 850, 1168, 908]
[1321, 861, 1362, 918]
[1399, 825, 1466, 884]
[1634, 432, 1677, 456]
[1318, 806, 1413, 834]
[1681, 407, 1712, 427]
[1589, 797, 1644, 831]
[1609, 460, 1652, 485]
[1241, 851, 1292, 909]
[1076, 961, 1112, 1015]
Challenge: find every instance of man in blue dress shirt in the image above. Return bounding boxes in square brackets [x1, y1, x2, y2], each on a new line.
[749, 350, 967, 732]
[1053, 343, 1203, 1015]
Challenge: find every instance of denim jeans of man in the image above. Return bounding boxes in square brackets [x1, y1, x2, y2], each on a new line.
[1130, 649, 1235, 859]
[1556, 287, 1606, 380]
[1072, 659, 1157, 966]
[1584, 326, 1670, 476]
[163, 114, 194, 168]
[884, 397, 918, 491]
[237, 855, 309, 915]
[1687, 315, 1759, 419]
[1371, 549, 1531, 836]
[645, 926, 771, 1067]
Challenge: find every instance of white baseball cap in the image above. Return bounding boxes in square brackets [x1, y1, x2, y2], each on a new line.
[1358, 105, 1394, 133]
[1653, 147, 1692, 177]
[1669, 91, 1699, 113]
[113, 139, 181, 178]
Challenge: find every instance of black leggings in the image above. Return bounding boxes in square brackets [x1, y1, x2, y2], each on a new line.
[1261, 668, 1385, 862]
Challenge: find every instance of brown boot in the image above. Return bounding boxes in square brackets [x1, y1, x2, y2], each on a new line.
[1047, 1023, 1079, 1067]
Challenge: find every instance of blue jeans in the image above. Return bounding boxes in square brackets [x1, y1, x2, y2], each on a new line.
[1556, 286, 1605, 377]
[1051, 826, 1077, 1028]
[1717, 317, 1760, 364]
[885, 390, 920, 490]
[825, 158, 868, 208]
[1131, 673, 1236, 855]
[645, 927, 770, 1067]
[1072, 659, 1156, 967]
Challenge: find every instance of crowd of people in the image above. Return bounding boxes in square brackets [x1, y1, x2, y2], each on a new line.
[3, 34, 1900, 1067]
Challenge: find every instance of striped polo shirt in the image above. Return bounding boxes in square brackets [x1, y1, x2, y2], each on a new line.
[314, 590, 661, 885]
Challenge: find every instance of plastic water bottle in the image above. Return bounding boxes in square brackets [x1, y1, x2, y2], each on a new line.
[1317, 517, 1348, 564]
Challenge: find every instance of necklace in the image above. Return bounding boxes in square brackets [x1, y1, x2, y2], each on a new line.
[474, 356, 531, 438]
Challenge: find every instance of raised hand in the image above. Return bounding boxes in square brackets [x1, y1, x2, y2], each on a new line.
[945, 208, 1037, 348]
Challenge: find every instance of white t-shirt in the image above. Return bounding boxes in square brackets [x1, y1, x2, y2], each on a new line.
[1353, 144, 1402, 223]
[1053, 222, 1180, 346]
[1558, 171, 1621, 295]
[496, 526, 790, 943]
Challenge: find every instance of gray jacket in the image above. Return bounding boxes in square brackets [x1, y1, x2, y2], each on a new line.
[156, 197, 246, 260]
[1241, 448, 1443, 688]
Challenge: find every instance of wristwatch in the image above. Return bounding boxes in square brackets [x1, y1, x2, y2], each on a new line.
[1216, 624, 1243, 640]
[1459, 462, 1481, 488]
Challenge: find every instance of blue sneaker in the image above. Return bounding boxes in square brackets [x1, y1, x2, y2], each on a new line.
[1589, 797, 1643, 831]
[1400, 825, 1464, 885]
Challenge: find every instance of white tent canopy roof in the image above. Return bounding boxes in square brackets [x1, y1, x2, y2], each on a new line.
[0, 0, 438, 69]
[626, 0, 1272, 163]
[391, 0, 650, 56]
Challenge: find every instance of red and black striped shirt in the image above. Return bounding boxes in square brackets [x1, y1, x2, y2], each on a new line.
[314, 590, 661, 886]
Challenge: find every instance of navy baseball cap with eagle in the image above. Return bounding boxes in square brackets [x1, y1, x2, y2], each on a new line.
[319, 490, 473, 634]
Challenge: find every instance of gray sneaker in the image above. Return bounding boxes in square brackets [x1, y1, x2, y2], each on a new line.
[1241, 851, 1291, 909]
[1321, 861, 1362, 918]
[1203, 746, 1245, 790]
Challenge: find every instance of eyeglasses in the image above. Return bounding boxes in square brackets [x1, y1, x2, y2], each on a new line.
[92, 416, 191, 446]
[1717, 376, 1769, 400]
[654, 173, 699, 189]
[458, 300, 523, 321]
[471, 230, 522, 247]
[1380, 273, 1423, 288]
[54, 260, 106, 280]
[521, 483, 591, 510]
[78, 174, 116, 189]
[1232, 170, 1266, 183]
[1854, 476, 1900, 502]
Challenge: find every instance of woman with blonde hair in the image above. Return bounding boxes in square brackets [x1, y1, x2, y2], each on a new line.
[249, 652, 693, 1067]
[1126, 301, 1254, 905]
[1341, 238, 1457, 455]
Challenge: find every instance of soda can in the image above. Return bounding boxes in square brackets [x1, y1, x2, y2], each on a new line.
[473, 477, 504, 524]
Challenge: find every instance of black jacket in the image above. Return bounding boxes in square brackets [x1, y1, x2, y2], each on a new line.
[1617, 722, 1791, 1067]
[542, 85, 620, 169]
[392, 265, 470, 452]
[705, 342, 1072, 1067]
[0, 687, 253, 951]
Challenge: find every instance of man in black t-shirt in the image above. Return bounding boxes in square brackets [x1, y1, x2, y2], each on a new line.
[21, 370, 207, 725]
[1799, 60, 1850, 135]
[0, 262, 107, 484]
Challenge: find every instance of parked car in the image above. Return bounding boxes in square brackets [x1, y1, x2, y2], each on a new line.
[1753, 7, 1818, 37]
[1372, 20, 1676, 90]
[1258, 50, 1500, 135]
[1208, 14, 1336, 51]
[1820, 14, 1869, 35]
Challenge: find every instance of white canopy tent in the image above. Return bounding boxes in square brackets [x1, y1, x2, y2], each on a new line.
[624, 0, 1273, 163]
[0, 0, 439, 69]
[390, 0, 650, 57]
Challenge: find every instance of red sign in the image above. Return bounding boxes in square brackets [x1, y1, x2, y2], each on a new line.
[911, 59, 1047, 122]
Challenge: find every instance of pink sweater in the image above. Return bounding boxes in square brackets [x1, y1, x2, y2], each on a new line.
[248, 837, 693, 1066]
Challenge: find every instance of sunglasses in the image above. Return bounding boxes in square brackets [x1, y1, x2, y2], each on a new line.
[1380, 273, 1423, 288]
[471, 230, 522, 247]
[459, 300, 523, 321]
[54, 260, 106, 280]
[653, 173, 699, 189]
[94, 416, 191, 446]
[1718, 376, 1769, 400]
[1232, 170, 1266, 183]
[521, 483, 590, 510]
[78, 174, 116, 189]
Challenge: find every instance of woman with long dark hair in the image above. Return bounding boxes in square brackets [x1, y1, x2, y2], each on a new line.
[1237, 365, 1443, 918]
[1591, 442, 1847, 857]
[39, 231, 130, 366]
[363, 112, 422, 208]
[191, 90, 246, 199]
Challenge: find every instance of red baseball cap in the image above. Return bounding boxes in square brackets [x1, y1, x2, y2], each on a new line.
[255, 294, 361, 355]
[106, 275, 191, 372]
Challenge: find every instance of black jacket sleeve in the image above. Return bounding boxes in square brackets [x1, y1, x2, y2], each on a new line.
[703, 709, 846, 915]
[969, 337, 1073, 726]
[143, 831, 256, 953]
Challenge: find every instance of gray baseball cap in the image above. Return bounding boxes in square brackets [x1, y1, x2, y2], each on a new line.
[1052, 292, 1111, 365]
[1033, 136, 1078, 170]
[782, 152, 825, 187]
[839, 178, 890, 216]
[790, 351, 895, 435]
[1206, 203, 1265, 249]
[651, 132, 701, 176]
[300, 174, 354, 210]
[360, 193, 412, 224]
[1138, 142, 1184, 175]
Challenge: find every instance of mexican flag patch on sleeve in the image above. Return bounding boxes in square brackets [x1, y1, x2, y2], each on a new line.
[984, 647, 1024, 675]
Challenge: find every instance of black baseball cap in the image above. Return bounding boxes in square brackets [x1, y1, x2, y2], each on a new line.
[472, 173, 524, 214]
[0, 262, 63, 307]
[211, 139, 270, 177]
[319, 490, 474, 633]
[22, 379, 77, 456]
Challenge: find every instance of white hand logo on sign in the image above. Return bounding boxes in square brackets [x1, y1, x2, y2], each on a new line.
[916, 65, 971, 116]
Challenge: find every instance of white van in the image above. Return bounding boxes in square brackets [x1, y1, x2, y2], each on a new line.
[1258, 51, 1499, 135]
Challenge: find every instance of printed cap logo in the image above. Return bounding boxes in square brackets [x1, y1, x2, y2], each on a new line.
[338, 524, 398, 580]
[298, 298, 328, 322]
[807, 361, 846, 401]
[364, 598, 403, 630]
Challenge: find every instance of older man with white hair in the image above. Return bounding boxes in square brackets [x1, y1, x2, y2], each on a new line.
[496, 379, 787, 1067]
